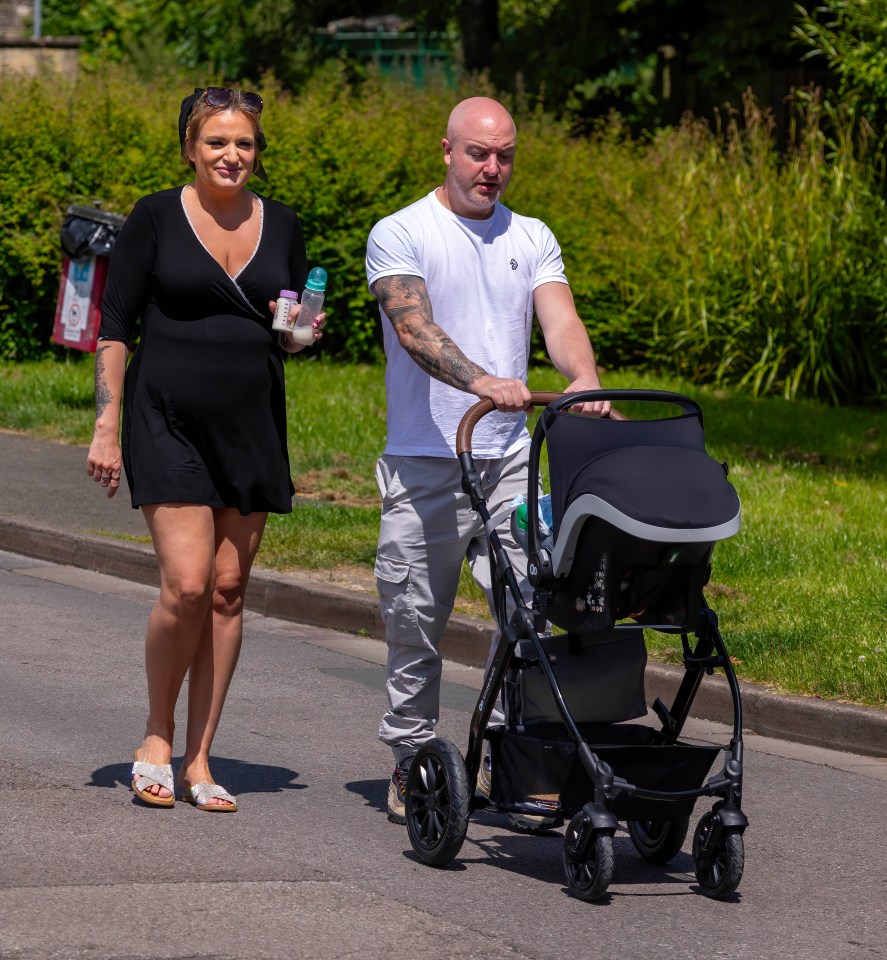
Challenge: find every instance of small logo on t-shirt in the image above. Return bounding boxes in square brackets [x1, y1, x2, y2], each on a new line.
[510, 258, 518, 270]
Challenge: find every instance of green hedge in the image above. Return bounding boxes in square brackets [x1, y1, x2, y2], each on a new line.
[1, 65, 886, 403]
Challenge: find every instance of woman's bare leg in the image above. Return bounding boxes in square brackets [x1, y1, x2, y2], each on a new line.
[178, 508, 267, 807]
[135, 503, 216, 800]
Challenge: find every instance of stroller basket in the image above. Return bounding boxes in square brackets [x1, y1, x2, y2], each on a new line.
[510, 629, 648, 726]
[487, 722, 720, 820]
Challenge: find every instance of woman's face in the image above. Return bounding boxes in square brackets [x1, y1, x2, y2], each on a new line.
[187, 110, 257, 192]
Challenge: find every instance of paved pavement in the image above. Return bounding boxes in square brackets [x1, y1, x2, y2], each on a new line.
[0, 428, 885, 759]
[2, 549, 886, 960]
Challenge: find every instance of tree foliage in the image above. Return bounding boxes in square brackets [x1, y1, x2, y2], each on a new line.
[495, 0, 813, 128]
[400, 0, 813, 128]
[794, 0, 887, 135]
[44, 0, 820, 128]
[42, 0, 380, 87]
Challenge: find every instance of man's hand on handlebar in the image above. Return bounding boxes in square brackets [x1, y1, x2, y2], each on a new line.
[470, 374, 532, 413]
[562, 378, 613, 418]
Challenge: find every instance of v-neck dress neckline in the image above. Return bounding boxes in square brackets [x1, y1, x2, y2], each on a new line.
[180, 186, 265, 317]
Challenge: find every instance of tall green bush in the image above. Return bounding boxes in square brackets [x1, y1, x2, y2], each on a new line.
[507, 93, 887, 403]
[598, 95, 885, 403]
[1, 65, 885, 402]
[0, 70, 188, 359]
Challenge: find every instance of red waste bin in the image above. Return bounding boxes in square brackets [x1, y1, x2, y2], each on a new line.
[52, 204, 126, 353]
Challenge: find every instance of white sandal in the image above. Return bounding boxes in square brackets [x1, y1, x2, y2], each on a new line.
[131, 754, 175, 808]
[181, 782, 238, 812]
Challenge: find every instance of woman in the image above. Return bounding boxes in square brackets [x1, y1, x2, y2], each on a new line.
[87, 87, 322, 811]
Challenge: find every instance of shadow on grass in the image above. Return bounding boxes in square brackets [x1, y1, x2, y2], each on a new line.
[676, 390, 886, 481]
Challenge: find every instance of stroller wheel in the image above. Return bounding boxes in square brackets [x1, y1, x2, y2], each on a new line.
[405, 738, 471, 868]
[627, 816, 690, 864]
[692, 812, 744, 899]
[563, 814, 615, 902]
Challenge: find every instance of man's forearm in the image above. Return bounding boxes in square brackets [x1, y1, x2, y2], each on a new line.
[548, 328, 602, 385]
[534, 282, 603, 385]
[372, 275, 488, 390]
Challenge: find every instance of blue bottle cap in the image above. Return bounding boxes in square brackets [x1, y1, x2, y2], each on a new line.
[305, 267, 327, 291]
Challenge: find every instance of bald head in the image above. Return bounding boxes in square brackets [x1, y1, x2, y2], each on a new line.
[446, 97, 516, 146]
[439, 97, 517, 219]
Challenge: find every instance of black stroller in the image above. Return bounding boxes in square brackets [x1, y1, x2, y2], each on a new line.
[402, 390, 748, 901]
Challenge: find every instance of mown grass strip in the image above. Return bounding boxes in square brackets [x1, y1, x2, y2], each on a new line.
[1, 358, 884, 707]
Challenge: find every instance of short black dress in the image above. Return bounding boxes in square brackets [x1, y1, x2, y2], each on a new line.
[98, 186, 307, 515]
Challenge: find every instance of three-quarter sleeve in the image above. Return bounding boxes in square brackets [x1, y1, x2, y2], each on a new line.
[97, 198, 157, 345]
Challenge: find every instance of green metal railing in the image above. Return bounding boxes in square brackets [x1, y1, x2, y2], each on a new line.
[315, 31, 457, 86]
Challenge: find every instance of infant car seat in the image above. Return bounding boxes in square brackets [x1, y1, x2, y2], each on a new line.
[536, 403, 740, 635]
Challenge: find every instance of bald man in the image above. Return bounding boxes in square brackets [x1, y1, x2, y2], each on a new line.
[366, 97, 609, 825]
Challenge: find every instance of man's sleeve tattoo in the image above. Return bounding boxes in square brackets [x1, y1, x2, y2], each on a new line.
[94, 345, 113, 419]
[372, 276, 487, 390]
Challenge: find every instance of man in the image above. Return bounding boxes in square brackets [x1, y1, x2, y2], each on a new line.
[365, 97, 610, 824]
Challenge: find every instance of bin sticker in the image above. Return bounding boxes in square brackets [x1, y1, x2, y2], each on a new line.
[52, 255, 107, 353]
[59, 258, 96, 340]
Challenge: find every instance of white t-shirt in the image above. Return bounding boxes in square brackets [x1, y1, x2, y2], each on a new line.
[366, 190, 568, 458]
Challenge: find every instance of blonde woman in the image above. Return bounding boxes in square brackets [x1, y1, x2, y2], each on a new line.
[87, 88, 322, 810]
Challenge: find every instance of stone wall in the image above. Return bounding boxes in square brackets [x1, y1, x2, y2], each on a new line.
[0, 37, 82, 80]
[0, 1, 30, 39]
[0, 0, 82, 80]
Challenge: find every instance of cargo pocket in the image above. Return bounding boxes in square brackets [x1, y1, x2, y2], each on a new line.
[374, 553, 424, 646]
[374, 455, 404, 506]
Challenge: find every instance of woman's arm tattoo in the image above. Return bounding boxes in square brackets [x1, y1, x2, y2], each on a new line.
[94, 345, 114, 419]
[372, 276, 487, 390]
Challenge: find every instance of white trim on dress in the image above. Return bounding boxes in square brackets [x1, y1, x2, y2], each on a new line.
[180, 186, 265, 318]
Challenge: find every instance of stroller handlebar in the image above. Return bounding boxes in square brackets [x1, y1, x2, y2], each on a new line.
[456, 389, 702, 455]
[456, 392, 561, 455]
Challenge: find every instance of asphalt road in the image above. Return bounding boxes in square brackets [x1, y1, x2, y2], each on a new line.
[1, 548, 886, 960]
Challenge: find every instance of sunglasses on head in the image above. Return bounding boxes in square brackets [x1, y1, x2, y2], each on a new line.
[202, 87, 264, 114]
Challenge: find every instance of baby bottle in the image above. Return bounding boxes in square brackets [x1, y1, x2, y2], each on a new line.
[271, 290, 299, 333]
[288, 267, 327, 345]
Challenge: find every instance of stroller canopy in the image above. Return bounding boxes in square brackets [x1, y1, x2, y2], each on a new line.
[543, 407, 740, 547]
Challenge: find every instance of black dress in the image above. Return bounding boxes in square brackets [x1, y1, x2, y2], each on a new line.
[98, 186, 307, 515]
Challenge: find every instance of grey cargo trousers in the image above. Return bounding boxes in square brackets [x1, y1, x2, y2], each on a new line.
[374, 446, 534, 762]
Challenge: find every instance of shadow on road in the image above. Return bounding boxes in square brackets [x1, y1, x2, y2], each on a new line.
[344, 778, 388, 814]
[396, 814, 718, 901]
[86, 756, 306, 795]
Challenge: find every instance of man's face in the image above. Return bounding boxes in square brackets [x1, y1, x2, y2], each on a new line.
[442, 118, 516, 219]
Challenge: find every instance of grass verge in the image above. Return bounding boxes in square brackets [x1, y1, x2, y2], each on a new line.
[1, 357, 884, 708]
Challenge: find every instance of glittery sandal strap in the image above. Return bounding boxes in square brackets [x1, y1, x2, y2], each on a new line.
[187, 782, 237, 811]
[131, 761, 174, 794]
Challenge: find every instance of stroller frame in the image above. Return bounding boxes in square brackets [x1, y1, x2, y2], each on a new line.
[402, 390, 748, 901]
